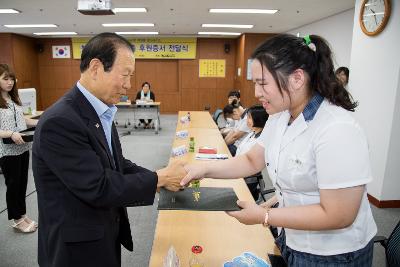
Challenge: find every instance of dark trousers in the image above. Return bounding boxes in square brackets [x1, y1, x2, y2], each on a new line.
[0, 151, 30, 220]
[228, 144, 237, 156]
[246, 181, 259, 201]
[244, 173, 263, 201]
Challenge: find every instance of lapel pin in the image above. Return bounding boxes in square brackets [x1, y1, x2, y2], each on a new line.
[95, 123, 100, 128]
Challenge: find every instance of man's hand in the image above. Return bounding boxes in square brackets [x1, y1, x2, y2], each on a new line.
[156, 160, 187, 192]
[226, 200, 266, 225]
[180, 163, 206, 186]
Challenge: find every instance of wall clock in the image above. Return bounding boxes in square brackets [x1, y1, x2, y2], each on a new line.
[359, 0, 391, 36]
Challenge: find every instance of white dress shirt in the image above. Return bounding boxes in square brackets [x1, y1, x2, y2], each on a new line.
[233, 113, 252, 146]
[257, 99, 377, 255]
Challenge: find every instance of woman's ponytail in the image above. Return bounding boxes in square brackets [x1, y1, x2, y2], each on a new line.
[310, 35, 357, 111]
[251, 34, 358, 112]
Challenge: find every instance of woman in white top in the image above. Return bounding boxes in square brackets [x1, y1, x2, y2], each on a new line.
[235, 105, 268, 201]
[181, 34, 377, 266]
[0, 64, 38, 233]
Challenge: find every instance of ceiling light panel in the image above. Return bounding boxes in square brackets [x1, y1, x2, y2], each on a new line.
[113, 8, 147, 13]
[4, 24, 57, 28]
[198, 32, 241, 36]
[102, 23, 154, 27]
[209, 9, 278, 14]
[33, 32, 77, 36]
[201, 24, 253, 29]
[0, 9, 20, 14]
[116, 31, 159, 35]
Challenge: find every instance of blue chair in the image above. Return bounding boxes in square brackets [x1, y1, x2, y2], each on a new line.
[374, 219, 400, 267]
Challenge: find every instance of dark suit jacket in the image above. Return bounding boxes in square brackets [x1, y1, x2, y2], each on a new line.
[33, 86, 158, 267]
[135, 90, 155, 101]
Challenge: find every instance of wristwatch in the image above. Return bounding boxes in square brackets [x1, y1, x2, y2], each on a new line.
[262, 208, 272, 227]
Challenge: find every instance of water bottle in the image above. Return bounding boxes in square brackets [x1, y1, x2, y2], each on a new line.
[189, 137, 195, 152]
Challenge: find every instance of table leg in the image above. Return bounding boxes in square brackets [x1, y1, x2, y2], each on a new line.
[154, 118, 159, 134]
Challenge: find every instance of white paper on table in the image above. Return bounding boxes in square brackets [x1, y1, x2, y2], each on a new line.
[195, 153, 228, 160]
[171, 145, 188, 157]
[175, 130, 188, 139]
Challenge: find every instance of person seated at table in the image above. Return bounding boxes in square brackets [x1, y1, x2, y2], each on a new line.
[212, 90, 241, 130]
[135, 81, 155, 128]
[228, 90, 242, 106]
[219, 104, 236, 136]
[335, 66, 349, 89]
[235, 105, 269, 200]
[224, 100, 251, 156]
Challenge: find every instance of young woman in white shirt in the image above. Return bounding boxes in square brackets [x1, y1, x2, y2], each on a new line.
[0, 64, 38, 233]
[181, 34, 377, 266]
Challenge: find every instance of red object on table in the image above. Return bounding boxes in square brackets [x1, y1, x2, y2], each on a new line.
[198, 147, 217, 154]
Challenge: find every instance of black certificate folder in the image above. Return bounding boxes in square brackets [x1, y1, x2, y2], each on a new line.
[158, 187, 240, 211]
[2, 127, 35, 144]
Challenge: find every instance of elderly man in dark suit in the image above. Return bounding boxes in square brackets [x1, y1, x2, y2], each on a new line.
[32, 32, 186, 267]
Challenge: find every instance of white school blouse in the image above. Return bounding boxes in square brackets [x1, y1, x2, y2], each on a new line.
[236, 131, 260, 156]
[233, 113, 251, 147]
[257, 100, 377, 255]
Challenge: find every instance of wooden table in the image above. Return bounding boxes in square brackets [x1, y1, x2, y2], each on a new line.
[175, 111, 218, 131]
[149, 112, 279, 266]
[24, 111, 43, 120]
[115, 101, 161, 134]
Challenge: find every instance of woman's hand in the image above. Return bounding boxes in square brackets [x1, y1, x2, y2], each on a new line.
[259, 195, 278, 209]
[180, 163, 206, 186]
[25, 118, 38, 127]
[226, 200, 266, 225]
[156, 159, 187, 192]
[11, 132, 25, 145]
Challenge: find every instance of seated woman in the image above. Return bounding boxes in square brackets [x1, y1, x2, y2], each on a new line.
[335, 66, 349, 89]
[235, 105, 269, 201]
[135, 81, 156, 128]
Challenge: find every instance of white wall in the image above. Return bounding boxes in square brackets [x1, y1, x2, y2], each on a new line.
[287, 8, 355, 69]
[350, 0, 400, 200]
[383, 68, 400, 200]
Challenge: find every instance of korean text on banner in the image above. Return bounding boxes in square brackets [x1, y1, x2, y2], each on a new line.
[72, 37, 196, 59]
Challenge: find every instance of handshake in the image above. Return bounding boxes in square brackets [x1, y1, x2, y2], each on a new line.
[156, 160, 202, 192]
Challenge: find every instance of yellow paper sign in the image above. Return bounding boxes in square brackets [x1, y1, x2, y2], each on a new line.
[72, 37, 197, 60]
[72, 38, 90, 59]
[131, 38, 196, 59]
[199, 59, 226, 78]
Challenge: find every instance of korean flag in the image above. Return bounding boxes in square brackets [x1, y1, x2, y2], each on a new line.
[52, 45, 71, 58]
